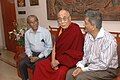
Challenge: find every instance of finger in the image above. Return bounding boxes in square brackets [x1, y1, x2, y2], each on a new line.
[30, 60, 33, 62]
[72, 71, 78, 77]
[51, 63, 54, 68]
[54, 66, 58, 70]
[72, 73, 77, 77]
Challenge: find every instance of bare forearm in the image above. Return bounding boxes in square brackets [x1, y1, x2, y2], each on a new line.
[51, 45, 56, 60]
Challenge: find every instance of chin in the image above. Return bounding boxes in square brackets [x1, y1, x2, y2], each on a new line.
[61, 26, 65, 28]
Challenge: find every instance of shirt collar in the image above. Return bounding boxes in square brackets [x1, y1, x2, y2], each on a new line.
[30, 26, 41, 33]
[96, 27, 105, 39]
[89, 27, 105, 41]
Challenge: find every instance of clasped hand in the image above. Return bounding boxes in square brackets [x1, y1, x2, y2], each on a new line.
[72, 68, 83, 77]
[51, 59, 59, 70]
[29, 56, 39, 62]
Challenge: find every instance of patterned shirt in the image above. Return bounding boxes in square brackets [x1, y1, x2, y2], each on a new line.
[77, 27, 118, 71]
[25, 26, 52, 58]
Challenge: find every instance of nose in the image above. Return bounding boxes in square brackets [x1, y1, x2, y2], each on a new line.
[61, 19, 65, 23]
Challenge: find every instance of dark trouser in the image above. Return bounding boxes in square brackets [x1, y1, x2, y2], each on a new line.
[19, 52, 41, 80]
[66, 67, 118, 80]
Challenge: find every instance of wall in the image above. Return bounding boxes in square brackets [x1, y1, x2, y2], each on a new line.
[15, 0, 120, 32]
[0, 2, 5, 49]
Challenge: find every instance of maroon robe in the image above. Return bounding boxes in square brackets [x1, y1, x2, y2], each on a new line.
[32, 23, 84, 80]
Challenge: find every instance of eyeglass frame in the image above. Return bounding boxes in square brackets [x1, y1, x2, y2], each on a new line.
[57, 16, 70, 22]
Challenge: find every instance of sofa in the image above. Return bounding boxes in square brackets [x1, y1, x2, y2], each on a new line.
[14, 27, 120, 80]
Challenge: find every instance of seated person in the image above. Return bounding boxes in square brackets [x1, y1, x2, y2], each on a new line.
[32, 9, 84, 80]
[66, 9, 118, 80]
[19, 15, 52, 80]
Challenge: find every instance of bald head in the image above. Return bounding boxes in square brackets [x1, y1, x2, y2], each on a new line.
[27, 15, 38, 23]
[27, 15, 39, 32]
[57, 10, 70, 18]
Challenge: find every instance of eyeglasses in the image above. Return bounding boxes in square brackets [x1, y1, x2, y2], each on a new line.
[57, 16, 70, 22]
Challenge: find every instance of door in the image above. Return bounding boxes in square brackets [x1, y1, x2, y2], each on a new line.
[0, 0, 17, 52]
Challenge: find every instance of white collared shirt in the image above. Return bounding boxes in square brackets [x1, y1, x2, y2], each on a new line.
[25, 26, 52, 58]
[77, 27, 118, 71]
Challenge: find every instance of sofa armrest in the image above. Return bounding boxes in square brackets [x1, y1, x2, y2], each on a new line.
[117, 43, 120, 67]
[14, 46, 25, 65]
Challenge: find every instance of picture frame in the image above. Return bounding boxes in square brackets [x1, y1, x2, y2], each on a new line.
[29, 0, 39, 6]
[17, 0, 25, 7]
[46, 0, 120, 21]
[18, 11, 26, 15]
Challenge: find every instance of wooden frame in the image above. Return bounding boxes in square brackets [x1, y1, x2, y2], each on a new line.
[46, 0, 120, 21]
[29, 0, 39, 6]
[17, 0, 25, 7]
[18, 11, 26, 14]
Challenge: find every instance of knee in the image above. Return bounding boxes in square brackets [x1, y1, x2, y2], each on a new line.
[19, 60, 26, 69]
[66, 69, 74, 80]
[76, 74, 87, 80]
[66, 69, 72, 77]
[76, 76, 84, 80]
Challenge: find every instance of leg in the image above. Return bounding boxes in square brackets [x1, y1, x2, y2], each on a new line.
[76, 71, 95, 80]
[66, 67, 76, 80]
[19, 56, 33, 80]
[76, 68, 117, 80]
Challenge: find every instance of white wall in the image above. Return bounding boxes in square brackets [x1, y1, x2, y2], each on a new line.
[15, 0, 120, 32]
[0, 2, 5, 49]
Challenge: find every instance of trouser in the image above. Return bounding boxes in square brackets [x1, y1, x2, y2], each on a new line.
[66, 67, 117, 80]
[19, 52, 41, 80]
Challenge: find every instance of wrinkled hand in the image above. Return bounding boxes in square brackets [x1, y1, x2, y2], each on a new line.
[30, 56, 39, 62]
[72, 68, 82, 77]
[53, 66, 59, 70]
[51, 59, 59, 70]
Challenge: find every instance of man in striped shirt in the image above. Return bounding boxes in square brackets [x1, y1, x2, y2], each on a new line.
[66, 9, 118, 80]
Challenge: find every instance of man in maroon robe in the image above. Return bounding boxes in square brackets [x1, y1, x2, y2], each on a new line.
[32, 9, 84, 80]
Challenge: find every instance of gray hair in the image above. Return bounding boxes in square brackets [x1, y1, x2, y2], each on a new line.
[27, 15, 38, 23]
[85, 9, 102, 30]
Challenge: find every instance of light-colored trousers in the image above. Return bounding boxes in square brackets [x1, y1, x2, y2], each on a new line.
[66, 67, 117, 80]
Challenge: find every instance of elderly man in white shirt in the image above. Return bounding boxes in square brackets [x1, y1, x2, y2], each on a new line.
[19, 15, 52, 80]
[66, 9, 118, 80]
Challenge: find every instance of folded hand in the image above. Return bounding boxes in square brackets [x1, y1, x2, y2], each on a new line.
[72, 68, 82, 77]
[51, 59, 59, 70]
[30, 56, 39, 62]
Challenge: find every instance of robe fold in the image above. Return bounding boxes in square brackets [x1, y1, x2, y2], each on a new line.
[32, 23, 84, 80]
